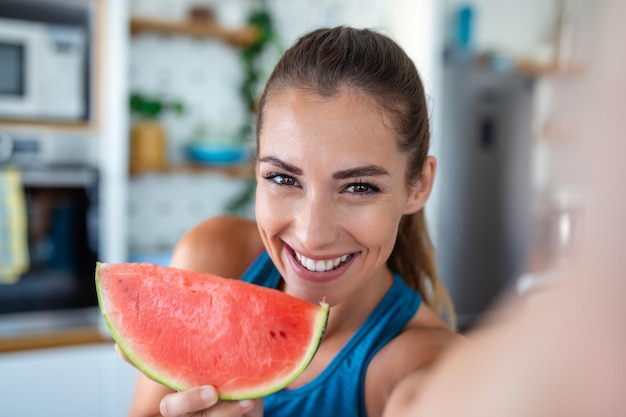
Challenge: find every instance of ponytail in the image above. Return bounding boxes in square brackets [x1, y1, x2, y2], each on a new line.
[388, 210, 457, 330]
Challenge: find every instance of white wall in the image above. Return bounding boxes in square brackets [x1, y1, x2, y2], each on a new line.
[100, 0, 130, 263]
[444, 0, 557, 59]
[388, 0, 444, 246]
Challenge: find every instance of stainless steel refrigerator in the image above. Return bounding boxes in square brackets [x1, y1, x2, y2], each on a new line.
[436, 65, 535, 330]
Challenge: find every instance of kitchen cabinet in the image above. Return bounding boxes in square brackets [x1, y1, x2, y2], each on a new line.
[0, 343, 137, 416]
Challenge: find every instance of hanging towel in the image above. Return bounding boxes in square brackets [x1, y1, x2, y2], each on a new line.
[0, 168, 29, 284]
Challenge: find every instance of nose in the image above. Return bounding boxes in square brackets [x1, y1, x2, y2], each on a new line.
[294, 192, 339, 251]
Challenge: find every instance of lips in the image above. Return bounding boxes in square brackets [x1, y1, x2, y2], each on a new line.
[293, 251, 353, 272]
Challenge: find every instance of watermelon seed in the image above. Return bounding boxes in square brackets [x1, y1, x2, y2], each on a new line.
[270, 331, 277, 338]
[280, 331, 287, 339]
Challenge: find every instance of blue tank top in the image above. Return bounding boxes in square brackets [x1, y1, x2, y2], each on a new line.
[240, 251, 422, 417]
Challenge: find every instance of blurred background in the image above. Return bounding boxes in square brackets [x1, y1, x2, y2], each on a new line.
[0, 0, 596, 415]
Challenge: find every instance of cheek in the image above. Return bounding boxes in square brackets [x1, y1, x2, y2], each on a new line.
[254, 187, 271, 230]
[341, 203, 403, 250]
[255, 184, 290, 235]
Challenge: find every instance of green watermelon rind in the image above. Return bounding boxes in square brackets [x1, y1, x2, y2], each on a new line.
[96, 262, 166, 388]
[221, 301, 330, 400]
[95, 262, 330, 400]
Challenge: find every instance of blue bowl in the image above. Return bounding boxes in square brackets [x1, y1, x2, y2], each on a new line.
[187, 143, 247, 165]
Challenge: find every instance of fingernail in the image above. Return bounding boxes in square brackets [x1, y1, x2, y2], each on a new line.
[201, 387, 217, 403]
[159, 399, 168, 416]
[239, 399, 254, 408]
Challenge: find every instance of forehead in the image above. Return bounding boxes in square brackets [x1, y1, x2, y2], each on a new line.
[258, 88, 402, 166]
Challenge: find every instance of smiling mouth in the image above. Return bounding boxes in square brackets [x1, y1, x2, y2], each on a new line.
[293, 251, 353, 272]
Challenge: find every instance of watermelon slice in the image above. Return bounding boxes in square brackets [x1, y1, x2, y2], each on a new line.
[96, 262, 329, 400]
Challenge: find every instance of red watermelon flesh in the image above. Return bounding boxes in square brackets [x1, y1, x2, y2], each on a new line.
[96, 262, 329, 400]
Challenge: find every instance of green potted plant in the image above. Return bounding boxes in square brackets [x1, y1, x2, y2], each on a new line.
[129, 92, 184, 175]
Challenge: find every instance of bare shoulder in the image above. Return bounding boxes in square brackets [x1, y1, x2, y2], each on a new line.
[170, 215, 264, 278]
[365, 304, 466, 416]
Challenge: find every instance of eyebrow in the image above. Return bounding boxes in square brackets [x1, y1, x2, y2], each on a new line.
[258, 156, 390, 180]
[332, 165, 390, 180]
[258, 156, 302, 175]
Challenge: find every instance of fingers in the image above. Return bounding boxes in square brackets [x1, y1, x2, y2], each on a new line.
[242, 398, 263, 417]
[201, 399, 259, 417]
[160, 386, 218, 416]
[159, 386, 258, 417]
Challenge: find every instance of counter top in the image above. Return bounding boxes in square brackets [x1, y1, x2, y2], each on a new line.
[0, 307, 111, 353]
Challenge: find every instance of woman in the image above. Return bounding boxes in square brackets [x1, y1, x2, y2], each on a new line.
[126, 26, 462, 417]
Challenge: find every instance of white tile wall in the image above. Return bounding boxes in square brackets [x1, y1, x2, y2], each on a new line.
[128, 172, 252, 252]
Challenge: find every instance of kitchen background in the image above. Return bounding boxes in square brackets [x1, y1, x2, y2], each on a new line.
[125, 0, 392, 256]
[0, 0, 591, 415]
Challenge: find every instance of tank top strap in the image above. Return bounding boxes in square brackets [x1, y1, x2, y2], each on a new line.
[240, 250, 281, 287]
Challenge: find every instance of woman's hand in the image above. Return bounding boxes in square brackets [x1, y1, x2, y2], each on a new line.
[159, 386, 263, 417]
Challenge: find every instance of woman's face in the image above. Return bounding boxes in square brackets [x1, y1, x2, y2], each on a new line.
[255, 88, 427, 305]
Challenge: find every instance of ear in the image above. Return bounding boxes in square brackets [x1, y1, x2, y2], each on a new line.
[403, 156, 436, 215]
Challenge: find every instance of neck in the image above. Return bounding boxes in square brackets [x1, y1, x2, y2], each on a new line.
[323, 267, 394, 340]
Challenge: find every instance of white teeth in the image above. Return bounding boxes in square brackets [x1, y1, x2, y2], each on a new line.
[305, 258, 316, 271]
[295, 252, 351, 272]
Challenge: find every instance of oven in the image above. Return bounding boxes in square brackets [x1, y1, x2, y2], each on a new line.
[0, 131, 99, 315]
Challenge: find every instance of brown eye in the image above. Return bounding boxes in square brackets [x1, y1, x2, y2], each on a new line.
[346, 183, 379, 194]
[264, 173, 299, 187]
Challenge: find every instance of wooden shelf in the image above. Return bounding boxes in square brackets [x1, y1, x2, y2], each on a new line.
[130, 162, 255, 179]
[515, 59, 588, 77]
[171, 162, 255, 178]
[0, 327, 108, 353]
[129, 17, 259, 48]
[0, 119, 98, 134]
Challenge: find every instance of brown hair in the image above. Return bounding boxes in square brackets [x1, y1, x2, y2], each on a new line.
[256, 26, 456, 329]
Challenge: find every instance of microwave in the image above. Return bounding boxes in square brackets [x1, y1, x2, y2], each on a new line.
[0, 17, 88, 121]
